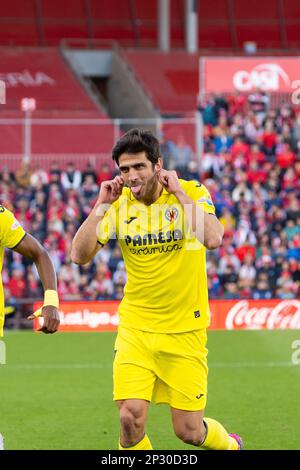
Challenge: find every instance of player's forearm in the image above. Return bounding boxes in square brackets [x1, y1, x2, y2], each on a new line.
[14, 234, 57, 291]
[175, 190, 224, 249]
[70, 202, 107, 264]
[33, 249, 57, 291]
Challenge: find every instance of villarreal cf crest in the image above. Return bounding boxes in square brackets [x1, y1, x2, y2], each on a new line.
[165, 207, 179, 222]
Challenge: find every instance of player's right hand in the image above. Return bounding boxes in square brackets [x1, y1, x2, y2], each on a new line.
[27, 306, 60, 334]
[98, 176, 124, 204]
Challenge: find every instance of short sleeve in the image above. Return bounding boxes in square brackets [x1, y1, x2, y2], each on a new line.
[184, 181, 216, 215]
[0, 206, 26, 249]
[96, 203, 117, 246]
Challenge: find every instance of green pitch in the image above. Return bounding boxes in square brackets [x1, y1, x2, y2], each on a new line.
[1, 329, 299, 450]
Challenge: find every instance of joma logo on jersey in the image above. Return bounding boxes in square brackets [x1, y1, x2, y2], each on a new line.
[165, 207, 179, 222]
[125, 230, 183, 247]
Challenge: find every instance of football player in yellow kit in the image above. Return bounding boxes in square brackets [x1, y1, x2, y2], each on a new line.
[71, 129, 243, 450]
[0, 205, 60, 336]
[0, 204, 60, 450]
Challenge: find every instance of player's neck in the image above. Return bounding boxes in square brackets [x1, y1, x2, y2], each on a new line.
[141, 181, 164, 206]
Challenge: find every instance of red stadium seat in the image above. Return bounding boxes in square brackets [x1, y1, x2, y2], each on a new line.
[0, 0, 35, 17]
[40, 0, 86, 19]
[0, 0, 296, 50]
[0, 49, 114, 162]
[124, 51, 199, 114]
[0, 24, 38, 46]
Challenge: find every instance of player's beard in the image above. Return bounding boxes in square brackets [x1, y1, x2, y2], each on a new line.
[132, 171, 160, 204]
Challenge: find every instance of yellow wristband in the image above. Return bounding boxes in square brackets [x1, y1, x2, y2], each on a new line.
[44, 290, 59, 308]
[34, 290, 59, 317]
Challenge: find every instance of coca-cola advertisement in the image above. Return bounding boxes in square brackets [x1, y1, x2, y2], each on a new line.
[34, 299, 300, 332]
[200, 57, 300, 93]
[209, 299, 300, 330]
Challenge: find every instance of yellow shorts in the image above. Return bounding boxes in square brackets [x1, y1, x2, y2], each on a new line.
[113, 326, 208, 411]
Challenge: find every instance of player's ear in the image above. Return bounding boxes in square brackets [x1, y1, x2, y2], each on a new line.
[155, 157, 163, 172]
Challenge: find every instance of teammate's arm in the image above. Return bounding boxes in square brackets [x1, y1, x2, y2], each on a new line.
[13, 234, 60, 334]
[158, 170, 224, 249]
[71, 176, 124, 265]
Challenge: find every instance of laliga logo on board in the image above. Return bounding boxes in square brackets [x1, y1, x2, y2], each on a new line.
[233, 63, 291, 92]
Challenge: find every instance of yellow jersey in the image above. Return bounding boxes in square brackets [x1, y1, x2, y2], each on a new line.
[0, 206, 26, 336]
[97, 180, 215, 333]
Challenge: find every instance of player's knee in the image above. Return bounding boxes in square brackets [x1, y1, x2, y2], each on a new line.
[119, 406, 145, 436]
[174, 424, 206, 447]
[119, 409, 135, 435]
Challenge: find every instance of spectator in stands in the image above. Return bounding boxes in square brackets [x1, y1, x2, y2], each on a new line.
[213, 129, 233, 155]
[185, 161, 200, 181]
[247, 161, 267, 185]
[223, 282, 240, 300]
[252, 273, 273, 299]
[232, 184, 252, 203]
[170, 134, 193, 176]
[244, 111, 261, 143]
[262, 119, 277, 157]
[61, 162, 82, 190]
[219, 207, 236, 234]
[248, 89, 269, 125]
[82, 163, 98, 184]
[113, 261, 127, 288]
[207, 263, 222, 299]
[27, 267, 43, 298]
[201, 146, 225, 178]
[238, 254, 256, 289]
[79, 175, 99, 202]
[285, 193, 300, 221]
[8, 268, 26, 299]
[159, 132, 175, 170]
[247, 143, 265, 167]
[88, 263, 114, 300]
[284, 220, 300, 242]
[0, 166, 15, 184]
[15, 160, 32, 189]
[98, 163, 113, 185]
[3, 286, 18, 330]
[218, 248, 241, 275]
[276, 271, 298, 299]
[276, 143, 296, 170]
[198, 94, 218, 126]
[30, 167, 49, 188]
[228, 92, 247, 117]
[49, 161, 62, 186]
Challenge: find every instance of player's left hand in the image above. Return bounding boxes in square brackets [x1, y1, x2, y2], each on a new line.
[27, 306, 60, 334]
[157, 169, 182, 195]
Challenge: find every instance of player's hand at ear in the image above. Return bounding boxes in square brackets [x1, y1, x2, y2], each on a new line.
[98, 176, 124, 204]
[157, 169, 181, 195]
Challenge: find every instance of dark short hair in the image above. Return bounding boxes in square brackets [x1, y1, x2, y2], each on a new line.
[112, 128, 160, 165]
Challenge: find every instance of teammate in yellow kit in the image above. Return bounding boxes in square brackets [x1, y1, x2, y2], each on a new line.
[71, 129, 243, 450]
[0, 205, 60, 337]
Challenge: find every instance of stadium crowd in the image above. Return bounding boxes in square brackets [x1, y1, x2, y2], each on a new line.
[0, 94, 299, 321]
[197, 92, 300, 300]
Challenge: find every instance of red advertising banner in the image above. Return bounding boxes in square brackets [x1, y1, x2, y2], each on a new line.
[34, 299, 300, 332]
[33, 301, 120, 333]
[209, 299, 300, 330]
[200, 57, 300, 94]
